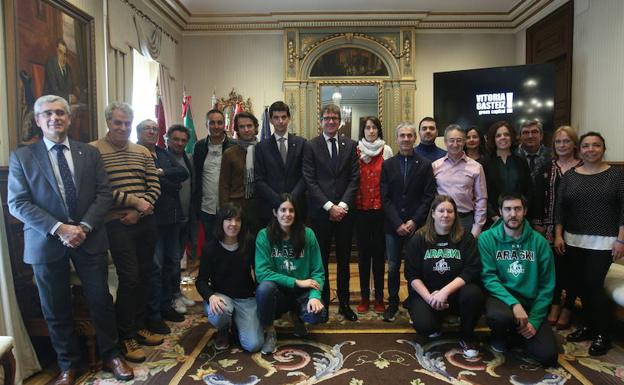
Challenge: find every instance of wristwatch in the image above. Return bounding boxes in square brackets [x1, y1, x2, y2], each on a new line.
[79, 224, 91, 234]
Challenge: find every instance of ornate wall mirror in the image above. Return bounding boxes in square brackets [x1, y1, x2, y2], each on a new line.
[318, 81, 382, 140]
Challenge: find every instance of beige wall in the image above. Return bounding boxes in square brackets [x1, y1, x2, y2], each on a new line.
[182, 32, 518, 140]
[413, 32, 517, 121]
[571, 0, 624, 161]
[182, 34, 284, 138]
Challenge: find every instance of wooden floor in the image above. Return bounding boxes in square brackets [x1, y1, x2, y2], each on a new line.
[23, 262, 406, 385]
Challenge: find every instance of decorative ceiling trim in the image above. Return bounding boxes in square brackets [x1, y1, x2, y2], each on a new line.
[148, 0, 558, 33]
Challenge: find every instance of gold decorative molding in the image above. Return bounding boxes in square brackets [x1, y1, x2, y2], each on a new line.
[148, 0, 559, 33]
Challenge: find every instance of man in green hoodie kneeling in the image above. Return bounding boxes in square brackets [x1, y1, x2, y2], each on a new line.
[478, 193, 558, 367]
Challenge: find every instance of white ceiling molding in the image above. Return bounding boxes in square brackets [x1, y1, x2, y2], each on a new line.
[147, 0, 566, 34]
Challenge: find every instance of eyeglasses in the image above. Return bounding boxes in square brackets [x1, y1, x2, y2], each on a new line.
[322, 116, 340, 122]
[142, 126, 159, 132]
[37, 109, 67, 118]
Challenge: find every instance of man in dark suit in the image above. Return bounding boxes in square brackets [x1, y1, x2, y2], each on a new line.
[8, 95, 133, 385]
[303, 104, 359, 321]
[43, 39, 76, 104]
[255, 101, 306, 225]
[381, 121, 436, 322]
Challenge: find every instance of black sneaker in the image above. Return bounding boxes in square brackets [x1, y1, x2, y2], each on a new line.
[567, 327, 595, 342]
[588, 334, 611, 356]
[290, 313, 308, 338]
[383, 305, 398, 322]
[162, 307, 185, 322]
[146, 318, 171, 335]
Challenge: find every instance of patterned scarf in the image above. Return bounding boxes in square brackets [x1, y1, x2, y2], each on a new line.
[357, 138, 386, 163]
[238, 138, 257, 199]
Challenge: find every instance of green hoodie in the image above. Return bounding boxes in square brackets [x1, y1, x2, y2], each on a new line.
[478, 218, 554, 329]
[255, 227, 325, 300]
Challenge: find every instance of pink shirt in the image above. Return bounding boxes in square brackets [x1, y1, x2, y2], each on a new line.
[432, 153, 487, 234]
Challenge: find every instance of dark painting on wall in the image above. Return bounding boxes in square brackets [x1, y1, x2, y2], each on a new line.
[311, 47, 388, 77]
[3, 0, 97, 149]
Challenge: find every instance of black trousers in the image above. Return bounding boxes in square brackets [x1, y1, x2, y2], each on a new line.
[552, 247, 575, 308]
[310, 213, 354, 306]
[355, 209, 385, 300]
[256, 281, 327, 326]
[107, 215, 159, 340]
[485, 296, 559, 366]
[31, 248, 119, 370]
[408, 283, 484, 341]
[565, 245, 613, 335]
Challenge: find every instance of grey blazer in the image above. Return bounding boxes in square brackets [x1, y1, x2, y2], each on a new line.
[8, 139, 113, 264]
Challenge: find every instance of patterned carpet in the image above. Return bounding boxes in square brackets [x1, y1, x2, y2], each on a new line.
[75, 305, 624, 385]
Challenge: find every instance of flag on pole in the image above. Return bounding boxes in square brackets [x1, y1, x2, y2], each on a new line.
[155, 94, 166, 149]
[228, 102, 243, 138]
[260, 106, 271, 141]
[182, 94, 196, 154]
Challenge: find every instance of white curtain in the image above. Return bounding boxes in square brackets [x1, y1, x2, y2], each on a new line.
[0, 204, 41, 385]
[107, 47, 133, 104]
[131, 50, 159, 142]
[158, 65, 178, 128]
[107, 0, 180, 127]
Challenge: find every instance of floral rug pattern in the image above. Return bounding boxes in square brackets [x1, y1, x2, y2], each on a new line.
[78, 308, 623, 385]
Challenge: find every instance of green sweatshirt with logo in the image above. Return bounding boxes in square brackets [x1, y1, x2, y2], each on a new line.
[255, 227, 325, 300]
[478, 218, 554, 329]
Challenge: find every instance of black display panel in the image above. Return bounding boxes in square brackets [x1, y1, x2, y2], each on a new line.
[434, 63, 555, 135]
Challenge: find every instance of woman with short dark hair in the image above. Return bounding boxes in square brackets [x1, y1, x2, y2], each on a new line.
[482, 121, 533, 224]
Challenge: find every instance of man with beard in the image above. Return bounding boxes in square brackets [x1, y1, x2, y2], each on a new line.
[478, 194, 557, 367]
[414, 117, 446, 162]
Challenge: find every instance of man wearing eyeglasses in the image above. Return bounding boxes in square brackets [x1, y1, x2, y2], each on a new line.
[136, 120, 189, 335]
[515, 120, 552, 184]
[90, 102, 162, 364]
[303, 104, 360, 321]
[432, 125, 487, 238]
[8, 95, 134, 384]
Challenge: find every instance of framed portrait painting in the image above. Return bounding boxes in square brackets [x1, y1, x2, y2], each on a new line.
[3, 0, 97, 149]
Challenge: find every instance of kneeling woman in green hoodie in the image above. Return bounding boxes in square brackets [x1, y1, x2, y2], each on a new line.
[255, 194, 327, 355]
[405, 195, 484, 358]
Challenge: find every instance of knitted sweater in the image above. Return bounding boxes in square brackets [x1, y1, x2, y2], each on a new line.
[90, 137, 160, 222]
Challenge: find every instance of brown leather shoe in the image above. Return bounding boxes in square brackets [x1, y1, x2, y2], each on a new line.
[103, 356, 134, 381]
[54, 369, 78, 385]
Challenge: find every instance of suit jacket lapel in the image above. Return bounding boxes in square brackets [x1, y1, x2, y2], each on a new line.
[336, 138, 348, 173]
[32, 140, 64, 202]
[284, 134, 299, 173]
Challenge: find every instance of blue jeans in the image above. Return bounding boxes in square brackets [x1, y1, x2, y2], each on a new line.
[148, 223, 182, 319]
[203, 295, 263, 353]
[385, 232, 408, 307]
[255, 281, 327, 326]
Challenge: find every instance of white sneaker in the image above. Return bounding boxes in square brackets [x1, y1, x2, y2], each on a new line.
[172, 298, 187, 314]
[178, 293, 195, 306]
